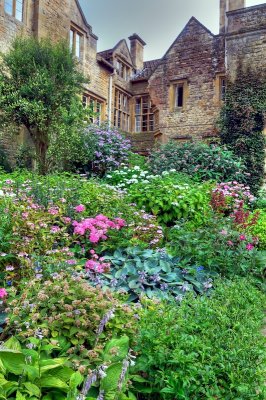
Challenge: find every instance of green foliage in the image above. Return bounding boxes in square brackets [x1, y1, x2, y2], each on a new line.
[149, 141, 247, 183]
[0, 336, 83, 399]
[127, 153, 148, 170]
[219, 65, 266, 193]
[88, 247, 216, 301]
[4, 273, 137, 369]
[132, 279, 266, 399]
[127, 174, 212, 226]
[0, 37, 88, 174]
[249, 209, 266, 250]
[0, 144, 12, 172]
[168, 215, 265, 282]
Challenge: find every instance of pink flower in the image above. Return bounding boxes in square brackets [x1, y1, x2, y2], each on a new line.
[239, 234, 246, 241]
[246, 243, 254, 251]
[220, 229, 228, 236]
[50, 226, 60, 233]
[227, 240, 234, 247]
[0, 288, 8, 299]
[66, 259, 77, 265]
[48, 207, 59, 215]
[74, 204, 85, 213]
[62, 217, 71, 224]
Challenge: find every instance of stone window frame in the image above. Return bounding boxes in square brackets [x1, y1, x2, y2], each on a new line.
[70, 23, 85, 61]
[82, 92, 105, 126]
[134, 96, 154, 133]
[169, 79, 189, 112]
[4, 0, 24, 22]
[215, 73, 227, 104]
[113, 87, 131, 132]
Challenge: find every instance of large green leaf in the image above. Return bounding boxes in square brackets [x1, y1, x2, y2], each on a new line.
[4, 337, 21, 352]
[0, 350, 25, 375]
[69, 371, 83, 389]
[39, 376, 69, 391]
[23, 382, 40, 397]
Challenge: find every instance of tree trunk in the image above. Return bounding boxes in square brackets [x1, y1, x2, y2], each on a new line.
[36, 139, 48, 175]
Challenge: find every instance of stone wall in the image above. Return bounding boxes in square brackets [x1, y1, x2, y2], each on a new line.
[226, 4, 266, 75]
[148, 18, 225, 142]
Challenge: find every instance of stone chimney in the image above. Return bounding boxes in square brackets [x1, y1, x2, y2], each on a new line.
[128, 34, 146, 71]
[220, 0, 246, 34]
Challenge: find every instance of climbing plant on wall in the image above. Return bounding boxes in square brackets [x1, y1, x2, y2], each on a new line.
[219, 63, 266, 193]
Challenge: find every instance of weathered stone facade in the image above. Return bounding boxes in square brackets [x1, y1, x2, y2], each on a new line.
[0, 0, 265, 147]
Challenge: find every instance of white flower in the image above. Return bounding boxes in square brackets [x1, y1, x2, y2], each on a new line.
[0, 190, 4, 196]
[134, 166, 140, 170]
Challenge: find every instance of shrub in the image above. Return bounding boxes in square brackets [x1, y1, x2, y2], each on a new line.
[132, 279, 266, 399]
[148, 141, 247, 183]
[127, 174, 212, 226]
[86, 247, 216, 301]
[210, 181, 256, 215]
[81, 126, 131, 176]
[4, 273, 137, 371]
[168, 216, 265, 280]
[249, 209, 266, 250]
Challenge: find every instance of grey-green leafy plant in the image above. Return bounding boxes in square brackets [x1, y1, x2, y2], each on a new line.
[87, 247, 216, 301]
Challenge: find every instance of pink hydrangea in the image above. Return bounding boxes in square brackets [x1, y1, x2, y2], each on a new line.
[0, 288, 8, 299]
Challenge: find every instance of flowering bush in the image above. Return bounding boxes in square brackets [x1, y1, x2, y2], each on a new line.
[168, 216, 264, 279]
[149, 141, 248, 183]
[83, 126, 131, 175]
[211, 181, 255, 215]
[105, 165, 151, 189]
[127, 175, 211, 226]
[5, 273, 137, 371]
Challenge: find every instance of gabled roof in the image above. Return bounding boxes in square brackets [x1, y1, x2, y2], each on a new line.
[75, 0, 98, 39]
[162, 16, 214, 60]
[131, 59, 161, 81]
[98, 39, 134, 65]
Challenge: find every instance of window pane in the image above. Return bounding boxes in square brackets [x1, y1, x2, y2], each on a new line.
[220, 78, 226, 100]
[70, 30, 74, 52]
[15, 0, 23, 21]
[135, 116, 141, 132]
[149, 115, 154, 132]
[176, 85, 184, 107]
[76, 34, 81, 58]
[135, 98, 141, 114]
[5, 0, 13, 15]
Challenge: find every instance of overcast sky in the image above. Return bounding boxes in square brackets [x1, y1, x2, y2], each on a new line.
[79, 0, 265, 60]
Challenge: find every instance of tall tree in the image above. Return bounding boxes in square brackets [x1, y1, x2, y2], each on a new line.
[0, 37, 87, 174]
[219, 64, 266, 193]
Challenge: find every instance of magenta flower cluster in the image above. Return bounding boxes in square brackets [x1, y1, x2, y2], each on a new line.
[213, 181, 255, 206]
[73, 214, 125, 243]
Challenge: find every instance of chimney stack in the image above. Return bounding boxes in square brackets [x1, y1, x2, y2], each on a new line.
[128, 33, 146, 71]
[220, 0, 246, 34]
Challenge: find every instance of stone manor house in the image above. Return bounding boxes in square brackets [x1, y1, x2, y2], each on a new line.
[0, 0, 265, 150]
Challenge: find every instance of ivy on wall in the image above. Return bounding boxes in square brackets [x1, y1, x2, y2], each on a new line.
[219, 64, 266, 193]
